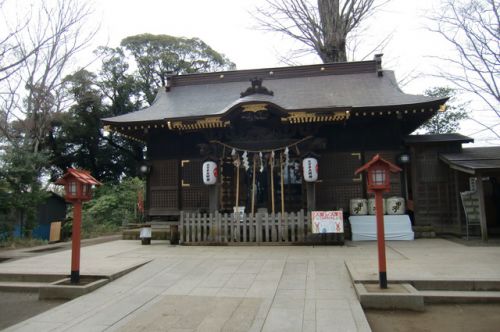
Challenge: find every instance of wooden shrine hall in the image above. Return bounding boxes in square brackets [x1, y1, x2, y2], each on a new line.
[101, 55, 476, 244]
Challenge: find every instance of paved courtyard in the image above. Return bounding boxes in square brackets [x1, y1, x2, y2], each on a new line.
[2, 238, 500, 331]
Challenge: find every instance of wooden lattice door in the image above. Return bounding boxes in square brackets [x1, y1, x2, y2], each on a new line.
[180, 159, 209, 212]
[316, 152, 364, 211]
[149, 159, 179, 215]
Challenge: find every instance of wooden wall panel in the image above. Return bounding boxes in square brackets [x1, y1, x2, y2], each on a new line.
[149, 160, 179, 214]
[316, 152, 363, 211]
[410, 144, 462, 233]
[181, 159, 209, 211]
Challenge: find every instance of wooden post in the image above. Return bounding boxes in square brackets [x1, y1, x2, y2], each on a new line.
[375, 190, 387, 288]
[235, 164, 240, 209]
[476, 173, 488, 241]
[209, 185, 218, 213]
[251, 155, 257, 215]
[280, 156, 285, 216]
[71, 201, 82, 284]
[306, 182, 316, 212]
[454, 170, 462, 233]
[270, 158, 275, 214]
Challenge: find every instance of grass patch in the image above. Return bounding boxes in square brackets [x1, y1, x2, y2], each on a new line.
[81, 222, 120, 239]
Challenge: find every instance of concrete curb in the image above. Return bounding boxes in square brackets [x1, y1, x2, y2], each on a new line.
[354, 282, 425, 311]
[37, 260, 152, 300]
[39, 277, 109, 300]
[345, 261, 500, 310]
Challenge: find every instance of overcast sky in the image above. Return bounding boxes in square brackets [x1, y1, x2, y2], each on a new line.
[92, 0, 443, 90]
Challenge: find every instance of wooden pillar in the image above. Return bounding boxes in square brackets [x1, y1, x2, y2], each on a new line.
[270, 162, 275, 214]
[280, 157, 285, 215]
[306, 182, 316, 212]
[71, 201, 82, 284]
[454, 170, 462, 233]
[251, 155, 257, 215]
[476, 173, 488, 241]
[235, 165, 240, 209]
[209, 185, 218, 213]
[375, 190, 387, 289]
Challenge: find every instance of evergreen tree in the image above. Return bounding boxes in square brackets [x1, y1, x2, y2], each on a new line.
[420, 87, 469, 134]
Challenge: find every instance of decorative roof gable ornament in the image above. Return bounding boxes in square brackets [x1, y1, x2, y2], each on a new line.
[240, 77, 274, 98]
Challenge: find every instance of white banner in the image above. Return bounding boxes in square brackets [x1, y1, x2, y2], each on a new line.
[311, 211, 344, 234]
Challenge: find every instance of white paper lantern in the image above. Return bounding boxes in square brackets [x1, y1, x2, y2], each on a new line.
[202, 161, 218, 185]
[302, 157, 318, 182]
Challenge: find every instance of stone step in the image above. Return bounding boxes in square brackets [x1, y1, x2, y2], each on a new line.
[421, 290, 500, 303]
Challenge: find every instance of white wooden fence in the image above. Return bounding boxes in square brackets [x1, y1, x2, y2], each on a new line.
[179, 210, 310, 244]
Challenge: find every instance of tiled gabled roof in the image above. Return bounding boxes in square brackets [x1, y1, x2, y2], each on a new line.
[102, 60, 447, 125]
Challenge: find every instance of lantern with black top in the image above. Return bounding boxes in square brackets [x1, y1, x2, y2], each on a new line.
[355, 154, 401, 289]
[56, 168, 101, 284]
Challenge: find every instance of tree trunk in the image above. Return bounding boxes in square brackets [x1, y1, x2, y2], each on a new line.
[318, 0, 347, 62]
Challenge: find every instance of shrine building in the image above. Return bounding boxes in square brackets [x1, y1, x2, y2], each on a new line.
[102, 56, 500, 243]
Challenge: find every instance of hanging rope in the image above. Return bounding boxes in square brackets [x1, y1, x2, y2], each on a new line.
[251, 154, 257, 215]
[270, 151, 275, 214]
[235, 163, 240, 209]
[209, 136, 313, 154]
[280, 153, 285, 216]
[232, 151, 241, 209]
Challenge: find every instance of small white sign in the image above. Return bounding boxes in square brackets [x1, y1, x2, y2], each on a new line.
[312, 211, 344, 234]
[233, 206, 245, 222]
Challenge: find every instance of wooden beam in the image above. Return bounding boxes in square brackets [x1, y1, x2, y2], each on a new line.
[476, 173, 488, 241]
[306, 182, 316, 212]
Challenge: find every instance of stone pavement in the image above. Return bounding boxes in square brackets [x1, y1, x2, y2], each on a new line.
[2, 238, 500, 332]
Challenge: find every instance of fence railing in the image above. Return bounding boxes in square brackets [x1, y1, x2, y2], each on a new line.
[180, 210, 310, 244]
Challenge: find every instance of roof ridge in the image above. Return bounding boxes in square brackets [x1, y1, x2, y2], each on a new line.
[171, 60, 377, 87]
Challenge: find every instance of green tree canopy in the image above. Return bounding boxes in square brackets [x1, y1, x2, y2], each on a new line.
[47, 69, 143, 183]
[420, 87, 469, 134]
[0, 145, 48, 237]
[121, 34, 235, 104]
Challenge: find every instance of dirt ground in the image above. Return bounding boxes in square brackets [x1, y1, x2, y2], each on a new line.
[0, 291, 66, 330]
[366, 304, 500, 332]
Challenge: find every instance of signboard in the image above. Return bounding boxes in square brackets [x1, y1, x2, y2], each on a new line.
[312, 211, 344, 234]
[233, 206, 245, 222]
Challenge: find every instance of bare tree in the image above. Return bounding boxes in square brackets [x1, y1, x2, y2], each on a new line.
[254, 0, 390, 63]
[429, 0, 499, 137]
[0, 0, 52, 83]
[0, 0, 98, 152]
[0, 0, 99, 237]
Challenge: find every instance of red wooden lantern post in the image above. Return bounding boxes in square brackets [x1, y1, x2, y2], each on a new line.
[355, 155, 401, 289]
[56, 169, 101, 284]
